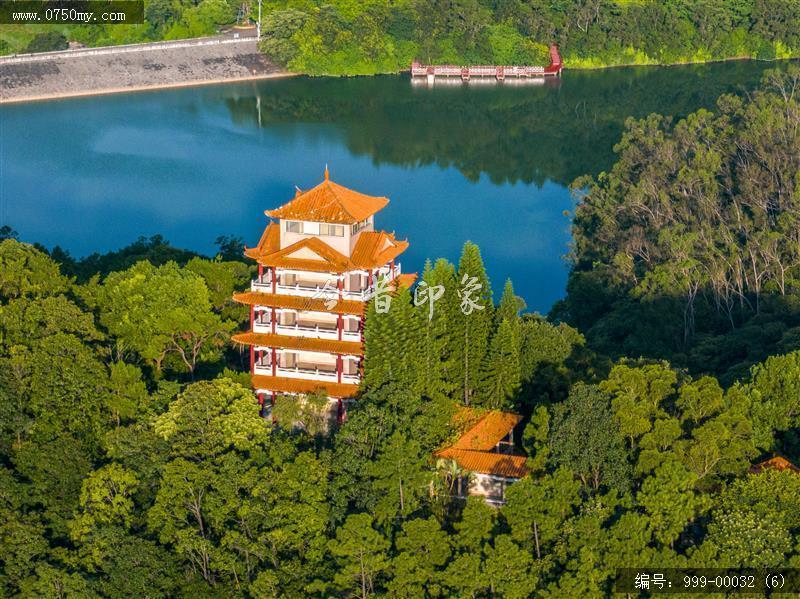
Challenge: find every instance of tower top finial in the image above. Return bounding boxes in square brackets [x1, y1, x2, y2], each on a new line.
[324, 164, 329, 181]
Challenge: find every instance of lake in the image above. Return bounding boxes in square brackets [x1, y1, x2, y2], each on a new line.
[0, 60, 788, 312]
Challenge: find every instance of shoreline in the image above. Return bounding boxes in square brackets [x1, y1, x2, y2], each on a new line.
[1, 49, 795, 106]
[562, 54, 796, 72]
[0, 71, 297, 105]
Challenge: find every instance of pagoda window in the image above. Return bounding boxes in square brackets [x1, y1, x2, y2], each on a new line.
[319, 223, 344, 237]
[286, 221, 303, 233]
[351, 217, 372, 235]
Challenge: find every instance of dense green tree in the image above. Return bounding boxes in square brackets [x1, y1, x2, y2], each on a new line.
[98, 261, 233, 375]
[69, 464, 139, 543]
[387, 517, 451, 597]
[562, 67, 800, 381]
[451, 241, 493, 405]
[364, 286, 424, 394]
[549, 383, 631, 492]
[504, 467, 581, 559]
[416, 258, 458, 400]
[0, 240, 70, 301]
[368, 431, 430, 524]
[480, 318, 521, 409]
[741, 351, 800, 452]
[483, 535, 539, 598]
[637, 460, 711, 547]
[328, 513, 391, 598]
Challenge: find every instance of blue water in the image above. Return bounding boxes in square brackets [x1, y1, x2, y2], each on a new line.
[0, 62, 781, 312]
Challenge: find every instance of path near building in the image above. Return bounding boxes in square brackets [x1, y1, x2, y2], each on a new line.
[0, 30, 291, 104]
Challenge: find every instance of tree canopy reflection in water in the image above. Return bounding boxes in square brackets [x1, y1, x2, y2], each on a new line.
[223, 59, 784, 186]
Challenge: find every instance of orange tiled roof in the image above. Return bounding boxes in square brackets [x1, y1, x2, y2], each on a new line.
[233, 292, 366, 315]
[244, 222, 280, 260]
[351, 231, 409, 269]
[451, 409, 522, 452]
[435, 407, 528, 479]
[437, 448, 529, 479]
[749, 456, 800, 475]
[257, 236, 351, 273]
[265, 173, 389, 224]
[244, 229, 409, 274]
[252, 374, 359, 399]
[232, 332, 363, 356]
[394, 273, 418, 290]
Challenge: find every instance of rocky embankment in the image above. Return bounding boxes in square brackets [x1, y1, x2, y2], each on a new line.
[0, 33, 289, 103]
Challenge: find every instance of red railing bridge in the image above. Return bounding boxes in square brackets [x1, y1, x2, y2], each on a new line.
[411, 44, 562, 81]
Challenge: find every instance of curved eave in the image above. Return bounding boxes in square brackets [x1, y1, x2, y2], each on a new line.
[252, 374, 360, 399]
[233, 292, 365, 316]
[232, 332, 364, 356]
[436, 448, 529, 479]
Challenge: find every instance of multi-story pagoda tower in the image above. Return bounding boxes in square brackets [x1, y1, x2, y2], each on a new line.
[232, 168, 413, 423]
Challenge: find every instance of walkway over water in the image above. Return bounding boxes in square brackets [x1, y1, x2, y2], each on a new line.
[411, 44, 562, 81]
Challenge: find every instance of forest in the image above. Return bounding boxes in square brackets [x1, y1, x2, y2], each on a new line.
[3, 0, 800, 75]
[259, 0, 800, 74]
[1, 70, 800, 598]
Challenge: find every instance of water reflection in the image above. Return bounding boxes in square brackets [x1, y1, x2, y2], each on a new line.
[0, 59, 788, 312]
[223, 60, 788, 186]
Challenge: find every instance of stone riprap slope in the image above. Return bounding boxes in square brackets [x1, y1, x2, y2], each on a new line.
[0, 35, 287, 103]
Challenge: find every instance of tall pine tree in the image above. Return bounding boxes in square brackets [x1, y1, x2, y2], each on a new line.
[416, 258, 458, 400]
[450, 242, 493, 405]
[496, 279, 525, 326]
[364, 286, 424, 394]
[480, 318, 521, 409]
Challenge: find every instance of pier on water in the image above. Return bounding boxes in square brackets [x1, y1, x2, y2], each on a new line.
[411, 45, 562, 83]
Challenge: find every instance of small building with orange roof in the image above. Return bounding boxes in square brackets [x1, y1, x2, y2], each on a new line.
[232, 168, 415, 423]
[436, 407, 529, 505]
[748, 456, 800, 475]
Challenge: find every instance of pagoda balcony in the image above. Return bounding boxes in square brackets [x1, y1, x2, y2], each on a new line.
[273, 262, 402, 300]
[253, 362, 360, 385]
[251, 273, 274, 292]
[274, 322, 361, 342]
[276, 365, 361, 385]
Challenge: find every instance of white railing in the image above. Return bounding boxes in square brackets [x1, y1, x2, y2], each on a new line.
[274, 323, 360, 342]
[253, 321, 272, 334]
[276, 366, 361, 384]
[269, 263, 401, 300]
[411, 62, 550, 79]
[275, 283, 329, 298]
[253, 363, 273, 376]
[251, 276, 274, 292]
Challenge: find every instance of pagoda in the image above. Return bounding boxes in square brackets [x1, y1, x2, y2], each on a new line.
[232, 168, 414, 423]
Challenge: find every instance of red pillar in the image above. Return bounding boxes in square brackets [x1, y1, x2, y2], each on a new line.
[367, 269, 373, 290]
[337, 314, 343, 340]
[271, 307, 276, 334]
[390, 259, 395, 280]
[336, 355, 342, 383]
[337, 275, 343, 299]
[271, 348, 277, 376]
[272, 267, 277, 294]
[271, 392, 277, 424]
[258, 263, 263, 282]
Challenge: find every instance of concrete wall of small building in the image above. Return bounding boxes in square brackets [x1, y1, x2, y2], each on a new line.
[468, 473, 518, 504]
